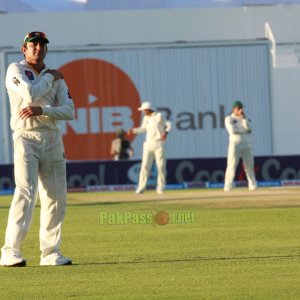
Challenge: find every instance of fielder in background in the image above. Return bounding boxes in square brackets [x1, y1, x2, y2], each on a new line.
[0, 32, 75, 267]
[224, 101, 257, 192]
[110, 128, 134, 160]
[128, 102, 172, 194]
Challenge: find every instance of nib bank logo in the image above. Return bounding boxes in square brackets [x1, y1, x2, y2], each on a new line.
[59, 59, 141, 160]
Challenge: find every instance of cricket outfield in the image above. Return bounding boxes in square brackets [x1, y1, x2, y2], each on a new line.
[0, 187, 300, 299]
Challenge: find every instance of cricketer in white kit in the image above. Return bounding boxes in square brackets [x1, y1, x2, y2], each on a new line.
[0, 32, 75, 267]
[224, 101, 257, 192]
[129, 102, 172, 194]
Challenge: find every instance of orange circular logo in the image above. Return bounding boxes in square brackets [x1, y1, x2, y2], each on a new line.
[59, 59, 141, 160]
[154, 211, 170, 226]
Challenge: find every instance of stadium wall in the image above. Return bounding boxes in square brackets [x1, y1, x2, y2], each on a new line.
[0, 5, 300, 47]
[0, 5, 299, 161]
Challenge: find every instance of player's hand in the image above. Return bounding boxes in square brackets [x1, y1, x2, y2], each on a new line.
[128, 149, 134, 157]
[19, 106, 43, 119]
[240, 110, 246, 118]
[161, 132, 168, 141]
[127, 129, 134, 135]
[46, 69, 64, 80]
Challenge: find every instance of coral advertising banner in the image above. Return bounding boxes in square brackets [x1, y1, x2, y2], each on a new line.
[59, 58, 142, 160]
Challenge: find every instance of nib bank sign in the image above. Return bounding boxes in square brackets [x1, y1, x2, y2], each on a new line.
[59, 59, 141, 160]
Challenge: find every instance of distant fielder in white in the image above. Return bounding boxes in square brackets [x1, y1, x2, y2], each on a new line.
[224, 101, 257, 192]
[0, 32, 75, 267]
[128, 102, 172, 194]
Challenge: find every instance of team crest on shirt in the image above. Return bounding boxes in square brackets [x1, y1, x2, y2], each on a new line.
[25, 70, 34, 80]
[13, 77, 20, 86]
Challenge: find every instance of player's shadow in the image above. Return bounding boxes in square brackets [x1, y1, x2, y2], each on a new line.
[73, 254, 300, 267]
[21, 254, 300, 268]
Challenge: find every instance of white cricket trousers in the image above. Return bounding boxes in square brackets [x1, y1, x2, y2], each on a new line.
[1, 130, 67, 257]
[137, 141, 166, 192]
[224, 143, 257, 190]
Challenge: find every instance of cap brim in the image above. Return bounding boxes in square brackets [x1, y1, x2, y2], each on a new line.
[138, 106, 155, 111]
[25, 37, 49, 43]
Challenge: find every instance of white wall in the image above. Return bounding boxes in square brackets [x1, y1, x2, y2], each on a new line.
[1, 5, 300, 49]
[272, 68, 300, 155]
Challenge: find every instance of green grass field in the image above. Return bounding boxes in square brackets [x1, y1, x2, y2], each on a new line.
[0, 188, 300, 299]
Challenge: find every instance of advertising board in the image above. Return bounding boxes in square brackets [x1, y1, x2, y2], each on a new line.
[0, 40, 272, 163]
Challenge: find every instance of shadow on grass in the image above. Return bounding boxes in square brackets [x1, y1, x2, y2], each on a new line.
[74, 254, 300, 266]
[17, 254, 300, 269]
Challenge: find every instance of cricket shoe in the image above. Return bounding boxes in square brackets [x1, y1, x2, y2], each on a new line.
[249, 186, 257, 191]
[135, 189, 144, 194]
[0, 252, 26, 267]
[156, 189, 164, 195]
[40, 252, 72, 266]
[223, 186, 232, 192]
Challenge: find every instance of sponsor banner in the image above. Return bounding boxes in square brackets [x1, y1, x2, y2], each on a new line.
[58, 59, 141, 161]
[87, 184, 136, 192]
[1, 180, 299, 195]
[258, 181, 282, 187]
[0, 189, 14, 195]
[208, 182, 224, 189]
[183, 181, 208, 189]
[52, 43, 272, 160]
[1, 156, 300, 191]
[235, 181, 248, 187]
[0, 164, 14, 190]
[165, 184, 185, 190]
[1, 41, 272, 164]
[68, 187, 87, 193]
[85, 180, 285, 193]
[281, 180, 300, 186]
